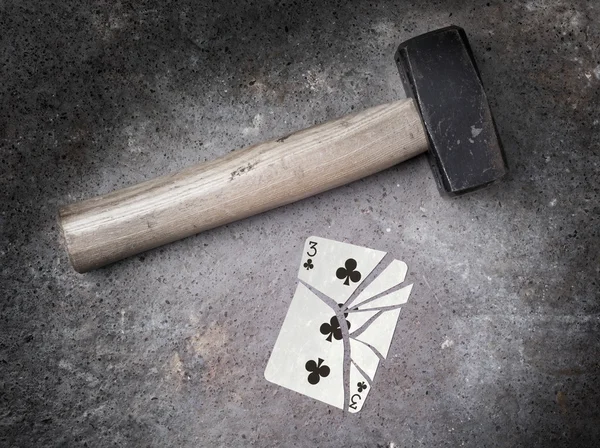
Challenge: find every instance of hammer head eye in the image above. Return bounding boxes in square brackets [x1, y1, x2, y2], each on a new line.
[395, 26, 508, 196]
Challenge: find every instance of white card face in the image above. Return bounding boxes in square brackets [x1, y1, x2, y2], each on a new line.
[346, 309, 380, 335]
[347, 362, 371, 413]
[352, 284, 413, 312]
[353, 307, 403, 359]
[350, 338, 380, 381]
[298, 236, 386, 303]
[264, 283, 345, 410]
[347, 259, 408, 309]
[266, 237, 414, 413]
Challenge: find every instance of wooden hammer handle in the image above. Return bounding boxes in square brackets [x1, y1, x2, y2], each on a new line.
[59, 98, 428, 272]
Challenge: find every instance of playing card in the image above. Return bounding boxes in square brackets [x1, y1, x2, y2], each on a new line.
[349, 284, 412, 358]
[352, 311, 404, 360]
[348, 362, 371, 413]
[350, 338, 380, 381]
[344, 309, 380, 335]
[264, 283, 346, 409]
[266, 237, 414, 413]
[351, 283, 412, 311]
[346, 259, 408, 309]
[298, 236, 386, 303]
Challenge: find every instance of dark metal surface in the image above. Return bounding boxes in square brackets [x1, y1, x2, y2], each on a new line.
[396, 26, 508, 195]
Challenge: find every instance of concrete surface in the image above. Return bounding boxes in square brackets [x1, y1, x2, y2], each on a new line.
[1, 0, 599, 446]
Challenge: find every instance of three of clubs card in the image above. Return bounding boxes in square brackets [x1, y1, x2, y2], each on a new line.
[264, 237, 413, 413]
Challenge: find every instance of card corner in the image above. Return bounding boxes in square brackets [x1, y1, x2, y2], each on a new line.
[394, 259, 408, 270]
[402, 282, 415, 293]
[263, 364, 276, 384]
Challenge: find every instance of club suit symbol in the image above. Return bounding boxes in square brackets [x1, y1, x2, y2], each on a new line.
[320, 304, 351, 342]
[336, 258, 361, 286]
[305, 358, 330, 385]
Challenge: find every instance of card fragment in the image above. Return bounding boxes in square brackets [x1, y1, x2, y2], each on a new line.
[265, 237, 414, 413]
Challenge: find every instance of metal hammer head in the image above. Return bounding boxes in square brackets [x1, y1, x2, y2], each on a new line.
[395, 26, 507, 196]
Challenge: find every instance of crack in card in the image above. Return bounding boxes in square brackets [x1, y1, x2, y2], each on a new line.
[264, 237, 413, 413]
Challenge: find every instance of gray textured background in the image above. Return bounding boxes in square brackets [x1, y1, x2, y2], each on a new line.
[1, 0, 599, 446]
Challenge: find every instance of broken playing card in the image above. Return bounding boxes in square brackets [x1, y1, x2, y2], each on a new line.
[264, 236, 413, 413]
[298, 237, 386, 303]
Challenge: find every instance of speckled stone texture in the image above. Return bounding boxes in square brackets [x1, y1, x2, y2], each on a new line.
[1, 1, 599, 447]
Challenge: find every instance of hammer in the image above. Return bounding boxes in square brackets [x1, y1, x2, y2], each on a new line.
[59, 26, 507, 273]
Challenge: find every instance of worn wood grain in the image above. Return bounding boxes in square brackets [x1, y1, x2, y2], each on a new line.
[59, 98, 428, 272]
